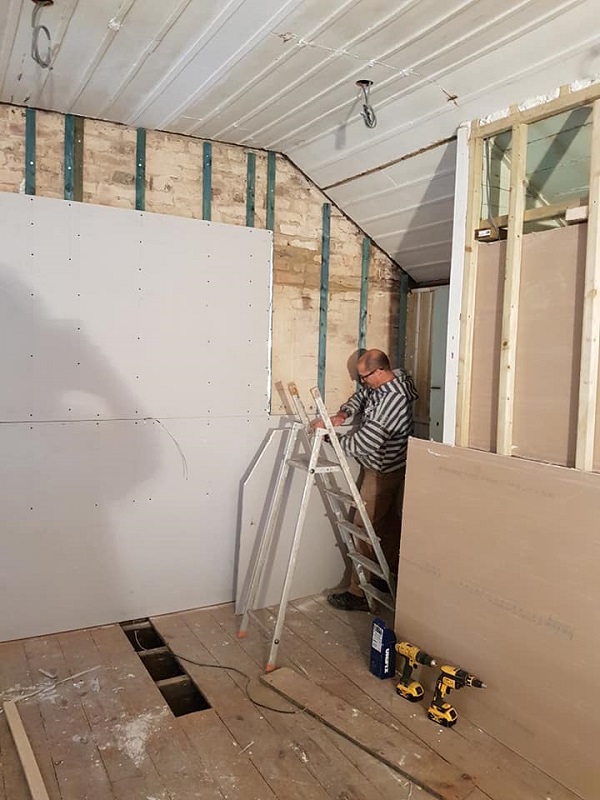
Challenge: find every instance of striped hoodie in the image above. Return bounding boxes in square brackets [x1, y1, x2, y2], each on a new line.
[337, 369, 419, 473]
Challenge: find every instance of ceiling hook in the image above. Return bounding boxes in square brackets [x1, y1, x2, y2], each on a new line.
[30, 0, 54, 69]
[356, 79, 377, 129]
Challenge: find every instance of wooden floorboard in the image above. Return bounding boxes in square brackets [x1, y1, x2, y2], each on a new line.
[23, 634, 115, 800]
[191, 606, 397, 800]
[0, 640, 45, 800]
[90, 624, 222, 800]
[153, 610, 332, 800]
[179, 708, 276, 800]
[0, 597, 582, 800]
[288, 596, 580, 800]
[223, 605, 420, 799]
[262, 666, 474, 800]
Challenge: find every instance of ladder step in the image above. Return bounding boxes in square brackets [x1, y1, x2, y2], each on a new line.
[363, 584, 395, 611]
[287, 457, 342, 474]
[348, 553, 385, 578]
[323, 488, 356, 506]
[337, 521, 374, 544]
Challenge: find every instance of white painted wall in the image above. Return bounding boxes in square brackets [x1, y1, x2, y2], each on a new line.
[0, 194, 344, 641]
[443, 123, 470, 445]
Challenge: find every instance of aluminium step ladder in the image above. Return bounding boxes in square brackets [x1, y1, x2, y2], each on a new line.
[237, 382, 395, 671]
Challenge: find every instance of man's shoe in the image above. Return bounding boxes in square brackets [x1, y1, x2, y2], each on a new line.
[327, 591, 369, 611]
[370, 576, 390, 593]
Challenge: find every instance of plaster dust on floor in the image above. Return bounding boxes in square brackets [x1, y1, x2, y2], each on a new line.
[2, 667, 172, 773]
[113, 706, 171, 767]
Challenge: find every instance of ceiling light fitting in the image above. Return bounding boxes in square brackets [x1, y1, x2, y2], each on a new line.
[356, 79, 377, 130]
[30, 0, 54, 69]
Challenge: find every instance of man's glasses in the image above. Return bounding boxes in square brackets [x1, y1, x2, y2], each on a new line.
[358, 368, 378, 383]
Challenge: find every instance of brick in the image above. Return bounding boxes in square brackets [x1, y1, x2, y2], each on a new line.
[0, 100, 402, 412]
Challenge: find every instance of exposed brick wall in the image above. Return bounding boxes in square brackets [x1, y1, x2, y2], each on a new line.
[0, 103, 402, 413]
[0, 105, 25, 193]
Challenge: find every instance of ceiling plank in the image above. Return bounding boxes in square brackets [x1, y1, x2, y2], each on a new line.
[130, 0, 303, 130]
[0, 0, 24, 98]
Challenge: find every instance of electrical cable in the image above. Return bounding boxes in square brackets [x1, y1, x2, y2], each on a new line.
[145, 417, 189, 480]
[132, 629, 297, 715]
[31, 2, 53, 69]
[171, 652, 299, 715]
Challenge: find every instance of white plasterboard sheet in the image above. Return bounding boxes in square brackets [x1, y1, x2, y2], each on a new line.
[0, 413, 346, 642]
[236, 423, 353, 613]
[0, 193, 272, 420]
[0, 191, 284, 641]
[0, 416, 268, 640]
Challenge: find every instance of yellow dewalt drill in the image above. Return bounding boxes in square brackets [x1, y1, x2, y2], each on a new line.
[394, 641, 437, 702]
[427, 665, 486, 727]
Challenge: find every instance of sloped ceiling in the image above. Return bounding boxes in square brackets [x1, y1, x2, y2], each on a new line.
[1, 0, 599, 283]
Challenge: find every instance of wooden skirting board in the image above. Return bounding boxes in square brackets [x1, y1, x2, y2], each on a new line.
[261, 666, 475, 800]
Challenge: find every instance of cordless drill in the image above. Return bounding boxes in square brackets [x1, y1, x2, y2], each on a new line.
[427, 665, 486, 727]
[394, 641, 437, 702]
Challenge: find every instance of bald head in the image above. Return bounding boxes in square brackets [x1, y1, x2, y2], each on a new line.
[358, 349, 390, 373]
[356, 349, 394, 389]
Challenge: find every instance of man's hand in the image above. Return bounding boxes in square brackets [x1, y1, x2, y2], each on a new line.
[310, 411, 347, 431]
[330, 412, 348, 427]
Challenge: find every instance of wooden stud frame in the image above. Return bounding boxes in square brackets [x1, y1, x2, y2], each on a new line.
[575, 99, 600, 470]
[479, 196, 588, 231]
[455, 79, 600, 469]
[455, 135, 483, 447]
[473, 80, 600, 139]
[496, 123, 528, 456]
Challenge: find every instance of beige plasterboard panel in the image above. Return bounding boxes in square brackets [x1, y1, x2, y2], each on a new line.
[468, 225, 589, 466]
[513, 225, 586, 466]
[396, 439, 600, 800]
[595, 334, 600, 471]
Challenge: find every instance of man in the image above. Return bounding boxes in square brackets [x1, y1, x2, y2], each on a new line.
[312, 349, 418, 611]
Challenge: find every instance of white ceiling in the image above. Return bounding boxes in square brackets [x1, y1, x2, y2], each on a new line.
[1, 0, 599, 283]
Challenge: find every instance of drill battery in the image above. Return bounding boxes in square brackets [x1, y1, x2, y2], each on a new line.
[369, 617, 396, 679]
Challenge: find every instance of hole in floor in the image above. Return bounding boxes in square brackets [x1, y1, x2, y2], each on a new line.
[121, 621, 165, 651]
[120, 618, 211, 717]
[158, 675, 210, 716]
